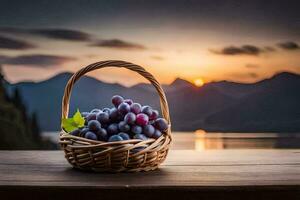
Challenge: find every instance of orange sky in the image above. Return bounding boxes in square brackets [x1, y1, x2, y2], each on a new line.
[0, 1, 300, 86]
[3, 36, 300, 86]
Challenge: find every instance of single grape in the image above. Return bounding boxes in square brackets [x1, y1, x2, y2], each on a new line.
[133, 133, 148, 140]
[91, 109, 102, 113]
[70, 129, 80, 136]
[107, 123, 119, 135]
[81, 112, 90, 118]
[154, 118, 168, 131]
[109, 108, 119, 122]
[143, 124, 155, 137]
[86, 113, 97, 121]
[130, 103, 142, 114]
[80, 127, 89, 137]
[124, 99, 133, 105]
[102, 108, 110, 113]
[112, 95, 124, 107]
[153, 129, 162, 139]
[118, 132, 130, 140]
[131, 125, 142, 135]
[136, 113, 149, 126]
[118, 102, 130, 115]
[96, 112, 110, 124]
[85, 131, 98, 140]
[96, 128, 108, 141]
[88, 120, 101, 131]
[108, 135, 123, 142]
[118, 121, 130, 132]
[124, 112, 136, 125]
[150, 110, 159, 120]
[142, 106, 153, 117]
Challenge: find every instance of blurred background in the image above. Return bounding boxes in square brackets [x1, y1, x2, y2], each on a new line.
[0, 0, 300, 150]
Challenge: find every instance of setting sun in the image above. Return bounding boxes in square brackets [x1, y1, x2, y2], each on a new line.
[194, 78, 204, 87]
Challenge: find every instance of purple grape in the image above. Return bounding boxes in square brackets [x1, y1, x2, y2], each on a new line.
[118, 132, 130, 140]
[142, 106, 153, 117]
[118, 102, 130, 114]
[136, 113, 149, 126]
[81, 112, 90, 118]
[102, 108, 110, 113]
[91, 109, 102, 113]
[134, 133, 148, 140]
[143, 124, 155, 137]
[96, 112, 110, 124]
[124, 99, 133, 105]
[80, 128, 89, 137]
[130, 103, 142, 114]
[131, 125, 142, 135]
[124, 112, 136, 125]
[150, 110, 159, 120]
[118, 121, 130, 132]
[107, 123, 119, 135]
[86, 113, 97, 121]
[153, 129, 162, 139]
[154, 118, 168, 131]
[85, 131, 98, 140]
[70, 129, 80, 136]
[108, 135, 123, 142]
[112, 95, 124, 107]
[109, 108, 119, 122]
[96, 128, 108, 141]
[88, 120, 101, 131]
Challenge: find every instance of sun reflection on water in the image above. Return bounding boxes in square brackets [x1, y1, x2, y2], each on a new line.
[195, 130, 225, 151]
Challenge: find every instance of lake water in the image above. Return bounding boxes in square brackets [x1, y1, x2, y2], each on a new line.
[43, 131, 300, 150]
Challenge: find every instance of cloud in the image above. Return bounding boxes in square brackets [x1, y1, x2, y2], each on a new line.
[245, 64, 260, 68]
[31, 29, 92, 41]
[150, 55, 164, 60]
[0, 35, 35, 50]
[0, 27, 92, 41]
[231, 72, 259, 79]
[90, 39, 146, 50]
[277, 41, 300, 50]
[264, 46, 276, 52]
[210, 45, 263, 56]
[0, 54, 76, 67]
[0, 55, 9, 62]
[248, 72, 258, 78]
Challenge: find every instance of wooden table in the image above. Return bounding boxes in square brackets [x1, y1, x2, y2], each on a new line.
[0, 150, 299, 199]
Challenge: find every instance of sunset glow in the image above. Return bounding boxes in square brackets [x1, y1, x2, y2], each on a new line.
[0, 1, 299, 86]
[194, 78, 205, 87]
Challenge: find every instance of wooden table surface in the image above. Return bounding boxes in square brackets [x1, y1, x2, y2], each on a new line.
[0, 150, 299, 200]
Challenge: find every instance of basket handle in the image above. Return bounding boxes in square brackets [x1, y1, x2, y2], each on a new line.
[61, 60, 171, 133]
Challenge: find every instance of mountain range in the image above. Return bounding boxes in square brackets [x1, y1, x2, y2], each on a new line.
[6, 71, 300, 132]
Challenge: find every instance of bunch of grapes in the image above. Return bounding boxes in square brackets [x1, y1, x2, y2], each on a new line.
[69, 95, 169, 142]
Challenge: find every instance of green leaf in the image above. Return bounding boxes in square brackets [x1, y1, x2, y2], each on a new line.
[61, 118, 78, 133]
[61, 109, 85, 133]
[73, 109, 85, 128]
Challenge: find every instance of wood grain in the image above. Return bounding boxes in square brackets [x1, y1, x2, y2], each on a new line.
[0, 150, 299, 199]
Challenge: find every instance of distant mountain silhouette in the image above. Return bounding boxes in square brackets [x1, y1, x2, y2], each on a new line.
[6, 71, 300, 132]
[204, 72, 300, 132]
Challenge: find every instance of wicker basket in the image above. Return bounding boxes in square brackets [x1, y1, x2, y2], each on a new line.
[59, 60, 172, 172]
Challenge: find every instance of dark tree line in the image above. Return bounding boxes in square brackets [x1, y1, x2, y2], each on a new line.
[0, 65, 56, 149]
